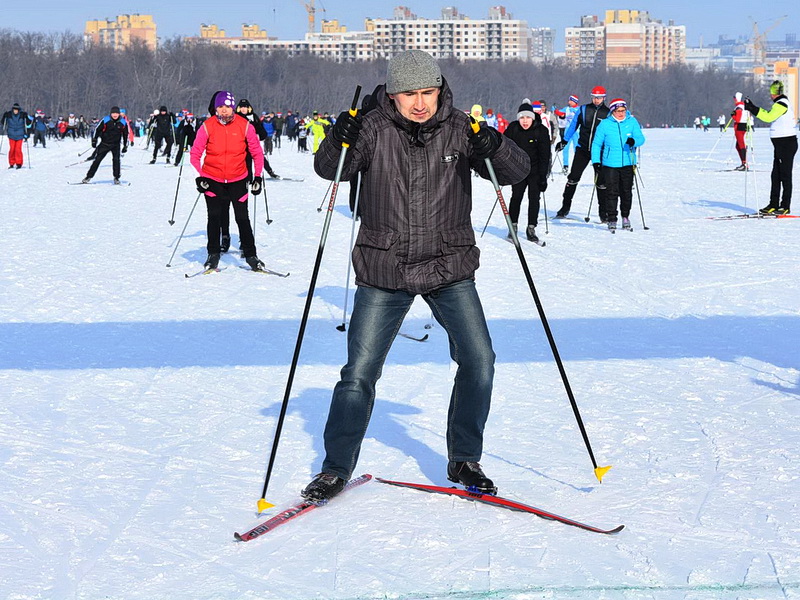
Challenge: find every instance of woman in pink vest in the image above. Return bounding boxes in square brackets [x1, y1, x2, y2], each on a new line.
[191, 90, 266, 271]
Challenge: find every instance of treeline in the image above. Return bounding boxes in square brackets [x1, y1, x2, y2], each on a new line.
[1, 28, 757, 126]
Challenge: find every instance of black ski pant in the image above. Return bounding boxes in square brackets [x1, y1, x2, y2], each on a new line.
[173, 130, 195, 166]
[509, 171, 544, 228]
[558, 148, 607, 217]
[205, 178, 256, 257]
[769, 136, 797, 210]
[86, 144, 121, 179]
[152, 131, 173, 160]
[601, 165, 634, 221]
[33, 130, 46, 147]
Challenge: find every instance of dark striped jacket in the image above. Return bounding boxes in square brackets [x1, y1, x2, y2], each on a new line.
[314, 80, 529, 294]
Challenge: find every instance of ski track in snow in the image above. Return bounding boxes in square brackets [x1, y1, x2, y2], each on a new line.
[1, 129, 800, 599]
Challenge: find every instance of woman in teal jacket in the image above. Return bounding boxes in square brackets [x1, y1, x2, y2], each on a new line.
[591, 98, 645, 230]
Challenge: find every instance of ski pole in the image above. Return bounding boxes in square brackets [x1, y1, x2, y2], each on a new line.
[166, 192, 202, 267]
[25, 138, 31, 168]
[480, 194, 500, 238]
[168, 148, 187, 225]
[0, 133, 4, 155]
[583, 171, 598, 223]
[264, 184, 272, 224]
[542, 190, 549, 235]
[257, 85, 362, 512]
[317, 179, 334, 212]
[471, 117, 610, 483]
[633, 166, 649, 230]
[337, 172, 362, 332]
[78, 146, 93, 157]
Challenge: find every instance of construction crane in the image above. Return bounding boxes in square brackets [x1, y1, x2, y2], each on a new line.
[298, 0, 326, 34]
[750, 15, 787, 66]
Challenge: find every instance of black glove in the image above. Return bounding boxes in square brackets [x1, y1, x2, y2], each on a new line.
[92, 140, 97, 148]
[331, 110, 363, 146]
[250, 176, 263, 196]
[625, 137, 636, 147]
[592, 163, 601, 170]
[539, 179, 548, 192]
[744, 98, 760, 115]
[555, 140, 566, 152]
[195, 176, 211, 194]
[469, 124, 502, 161]
[122, 146, 127, 154]
[730, 111, 736, 118]
[130, 140, 134, 147]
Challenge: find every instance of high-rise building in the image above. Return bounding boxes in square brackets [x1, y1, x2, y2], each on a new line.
[370, 6, 530, 61]
[603, 10, 685, 70]
[565, 10, 685, 70]
[565, 15, 604, 68]
[84, 14, 157, 51]
[530, 27, 556, 62]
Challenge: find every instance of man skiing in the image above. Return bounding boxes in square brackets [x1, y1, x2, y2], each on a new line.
[745, 80, 798, 215]
[148, 106, 176, 164]
[554, 86, 610, 220]
[82, 106, 128, 185]
[301, 49, 529, 502]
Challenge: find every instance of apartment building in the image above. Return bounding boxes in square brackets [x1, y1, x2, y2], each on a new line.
[84, 14, 157, 51]
[565, 15, 605, 68]
[530, 27, 556, 62]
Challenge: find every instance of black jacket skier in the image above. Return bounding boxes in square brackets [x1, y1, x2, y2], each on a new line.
[83, 106, 128, 183]
[148, 106, 176, 163]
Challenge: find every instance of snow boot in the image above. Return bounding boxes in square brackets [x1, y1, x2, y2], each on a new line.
[245, 255, 265, 271]
[447, 461, 497, 494]
[526, 225, 539, 243]
[301, 472, 347, 502]
[220, 234, 231, 253]
[204, 253, 220, 270]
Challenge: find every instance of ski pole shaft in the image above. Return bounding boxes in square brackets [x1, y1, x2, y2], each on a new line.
[166, 192, 201, 267]
[264, 180, 272, 224]
[78, 146, 93, 157]
[317, 179, 334, 212]
[337, 172, 362, 331]
[584, 171, 597, 222]
[542, 190, 549, 235]
[480, 195, 500, 238]
[26, 139, 31, 168]
[471, 118, 609, 483]
[168, 152, 185, 225]
[258, 85, 362, 512]
[633, 166, 648, 230]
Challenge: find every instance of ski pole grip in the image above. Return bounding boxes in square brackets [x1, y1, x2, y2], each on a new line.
[469, 116, 480, 135]
[341, 85, 362, 149]
[349, 85, 362, 117]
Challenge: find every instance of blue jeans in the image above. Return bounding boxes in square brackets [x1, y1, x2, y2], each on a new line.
[321, 280, 496, 479]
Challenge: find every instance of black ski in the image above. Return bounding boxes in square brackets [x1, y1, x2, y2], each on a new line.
[68, 180, 130, 186]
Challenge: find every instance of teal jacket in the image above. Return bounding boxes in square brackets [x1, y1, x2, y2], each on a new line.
[591, 113, 645, 168]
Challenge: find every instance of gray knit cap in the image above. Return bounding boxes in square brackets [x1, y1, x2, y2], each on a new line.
[386, 50, 443, 94]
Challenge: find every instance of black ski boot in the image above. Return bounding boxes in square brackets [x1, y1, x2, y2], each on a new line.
[220, 235, 231, 253]
[204, 253, 220, 270]
[113, 178, 121, 185]
[245, 255, 265, 271]
[81, 177, 91, 184]
[149, 158, 156, 165]
[447, 461, 497, 494]
[301, 472, 346, 502]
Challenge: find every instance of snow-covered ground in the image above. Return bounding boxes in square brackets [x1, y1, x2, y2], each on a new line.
[1, 127, 799, 600]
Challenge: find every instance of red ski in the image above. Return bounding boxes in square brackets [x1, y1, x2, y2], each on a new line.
[376, 477, 624, 535]
[234, 474, 372, 542]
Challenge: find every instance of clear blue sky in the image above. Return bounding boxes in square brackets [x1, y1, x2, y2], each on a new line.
[4, 1, 797, 51]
